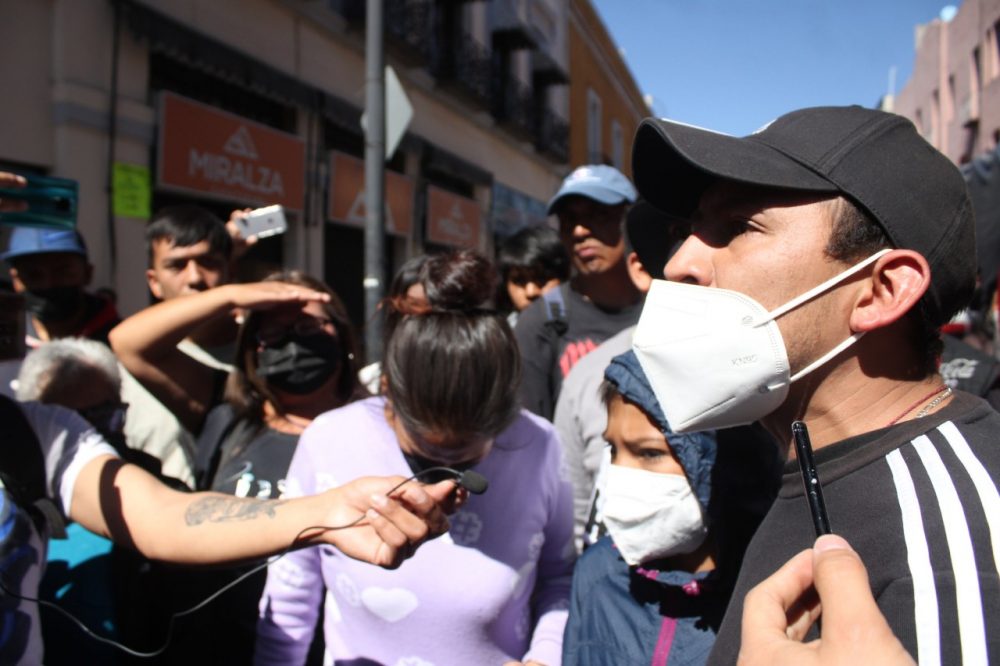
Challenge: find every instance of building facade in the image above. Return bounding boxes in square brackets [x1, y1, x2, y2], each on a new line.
[567, 0, 649, 175]
[0, 0, 578, 330]
[894, 0, 1000, 164]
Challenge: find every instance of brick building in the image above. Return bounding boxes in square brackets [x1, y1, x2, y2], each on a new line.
[894, 0, 1000, 164]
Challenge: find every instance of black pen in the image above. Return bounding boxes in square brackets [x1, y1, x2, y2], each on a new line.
[792, 420, 832, 536]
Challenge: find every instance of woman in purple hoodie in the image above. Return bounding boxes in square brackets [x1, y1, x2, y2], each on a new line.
[255, 250, 575, 666]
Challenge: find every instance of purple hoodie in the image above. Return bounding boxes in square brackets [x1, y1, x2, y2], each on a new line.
[255, 397, 575, 665]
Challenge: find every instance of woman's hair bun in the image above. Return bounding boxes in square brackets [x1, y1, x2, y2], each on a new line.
[422, 249, 497, 313]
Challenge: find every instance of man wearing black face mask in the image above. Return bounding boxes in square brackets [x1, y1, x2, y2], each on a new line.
[3, 228, 120, 348]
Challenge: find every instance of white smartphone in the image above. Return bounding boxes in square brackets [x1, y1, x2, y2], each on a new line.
[237, 205, 287, 240]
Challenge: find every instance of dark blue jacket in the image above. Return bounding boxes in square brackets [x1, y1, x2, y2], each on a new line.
[564, 537, 726, 666]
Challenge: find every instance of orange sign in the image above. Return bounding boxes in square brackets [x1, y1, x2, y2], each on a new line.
[157, 92, 305, 211]
[327, 151, 414, 236]
[426, 186, 482, 248]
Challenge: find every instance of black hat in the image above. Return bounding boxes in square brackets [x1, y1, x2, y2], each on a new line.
[632, 106, 976, 326]
[625, 199, 688, 278]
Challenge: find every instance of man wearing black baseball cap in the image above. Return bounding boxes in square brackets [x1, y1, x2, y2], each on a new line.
[629, 106, 999, 664]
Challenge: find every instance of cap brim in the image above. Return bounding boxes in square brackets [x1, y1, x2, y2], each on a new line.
[546, 184, 631, 215]
[632, 118, 838, 218]
[1, 247, 86, 262]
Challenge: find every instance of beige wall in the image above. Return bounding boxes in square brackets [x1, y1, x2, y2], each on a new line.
[1, 0, 568, 317]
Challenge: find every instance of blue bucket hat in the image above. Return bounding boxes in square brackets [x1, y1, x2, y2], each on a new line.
[2, 228, 88, 262]
[547, 164, 637, 215]
[604, 350, 717, 508]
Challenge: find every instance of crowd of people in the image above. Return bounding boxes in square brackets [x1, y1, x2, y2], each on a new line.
[1, 102, 998, 665]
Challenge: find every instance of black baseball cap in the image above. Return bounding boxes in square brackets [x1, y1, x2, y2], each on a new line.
[625, 199, 689, 278]
[632, 106, 976, 326]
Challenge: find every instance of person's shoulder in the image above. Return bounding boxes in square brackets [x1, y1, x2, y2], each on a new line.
[309, 395, 386, 432]
[18, 400, 89, 433]
[495, 408, 559, 451]
[575, 536, 626, 587]
[563, 326, 635, 384]
[513, 293, 552, 332]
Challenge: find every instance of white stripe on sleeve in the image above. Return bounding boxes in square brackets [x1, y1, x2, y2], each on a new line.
[886, 448, 940, 666]
[911, 434, 988, 666]
[938, 421, 1000, 575]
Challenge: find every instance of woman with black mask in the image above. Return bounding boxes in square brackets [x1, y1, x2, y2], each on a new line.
[109, 270, 364, 664]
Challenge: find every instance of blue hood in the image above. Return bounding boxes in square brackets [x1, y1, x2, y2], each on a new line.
[604, 350, 717, 508]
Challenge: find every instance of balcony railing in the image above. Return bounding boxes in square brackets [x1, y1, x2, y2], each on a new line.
[536, 109, 569, 162]
[386, 0, 433, 59]
[493, 77, 535, 136]
[452, 33, 492, 105]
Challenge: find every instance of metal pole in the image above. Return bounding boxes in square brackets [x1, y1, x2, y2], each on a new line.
[364, 0, 386, 365]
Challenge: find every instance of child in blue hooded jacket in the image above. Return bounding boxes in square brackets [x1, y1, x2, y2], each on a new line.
[563, 351, 780, 666]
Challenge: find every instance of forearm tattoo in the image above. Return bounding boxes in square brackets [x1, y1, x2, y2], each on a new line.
[185, 496, 287, 526]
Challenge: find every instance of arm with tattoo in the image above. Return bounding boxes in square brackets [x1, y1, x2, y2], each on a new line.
[184, 496, 287, 526]
[70, 455, 457, 568]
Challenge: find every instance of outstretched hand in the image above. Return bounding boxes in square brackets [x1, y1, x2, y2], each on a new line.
[738, 534, 915, 666]
[315, 477, 461, 569]
[222, 281, 331, 311]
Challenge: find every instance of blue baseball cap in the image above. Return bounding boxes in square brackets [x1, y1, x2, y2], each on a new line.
[2, 227, 88, 262]
[547, 164, 638, 215]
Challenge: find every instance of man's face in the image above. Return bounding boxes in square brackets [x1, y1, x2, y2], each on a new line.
[147, 239, 228, 300]
[663, 182, 855, 373]
[556, 197, 627, 276]
[9, 252, 91, 293]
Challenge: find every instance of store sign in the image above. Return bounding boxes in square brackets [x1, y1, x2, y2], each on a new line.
[426, 186, 482, 248]
[328, 151, 414, 236]
[157, 92, 305, 211]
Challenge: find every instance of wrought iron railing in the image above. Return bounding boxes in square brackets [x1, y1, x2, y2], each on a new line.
[536, 108, 569, 162]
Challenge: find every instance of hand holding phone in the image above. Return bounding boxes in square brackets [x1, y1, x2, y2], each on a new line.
[235, 205, 287, 241]
[0, 173, 78, 229]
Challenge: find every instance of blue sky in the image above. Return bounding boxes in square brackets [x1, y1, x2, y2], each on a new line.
[591, 0, 959, 136]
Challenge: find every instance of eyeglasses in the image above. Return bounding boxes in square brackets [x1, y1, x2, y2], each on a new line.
[78, 401, 129, 437]
[256, 316, 336, 346]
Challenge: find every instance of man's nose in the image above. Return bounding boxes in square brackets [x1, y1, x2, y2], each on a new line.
[663, 235, 713, 285]
[524, 282, 541, 300]
[182, 260, 205, 286]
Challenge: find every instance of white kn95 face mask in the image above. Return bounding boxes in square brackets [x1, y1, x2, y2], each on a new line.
[632, 250, 890, 433]
[601, 464, 707, 566]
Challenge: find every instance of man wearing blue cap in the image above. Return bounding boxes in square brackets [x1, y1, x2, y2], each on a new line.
[3, 227, 120, 346]
[514, 165, 645, 420]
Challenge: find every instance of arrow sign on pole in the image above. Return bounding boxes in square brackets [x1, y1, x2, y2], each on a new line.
[361, 65, 413, 161]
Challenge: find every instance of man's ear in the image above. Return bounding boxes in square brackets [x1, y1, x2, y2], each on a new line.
[146, 268, 164, 300]
[625, 251, 653, 292]
[849, 249, 931, 333]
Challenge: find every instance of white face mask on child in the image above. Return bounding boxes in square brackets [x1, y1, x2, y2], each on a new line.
[601, 464, 707, 566]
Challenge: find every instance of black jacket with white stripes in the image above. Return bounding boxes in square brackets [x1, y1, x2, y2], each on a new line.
[708, 390, 1000, 665]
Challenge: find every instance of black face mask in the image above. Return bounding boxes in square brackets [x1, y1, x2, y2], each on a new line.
[256, 332, 342, 395]
[401, 451, 479, 481]
[24, 286, 84, 322]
